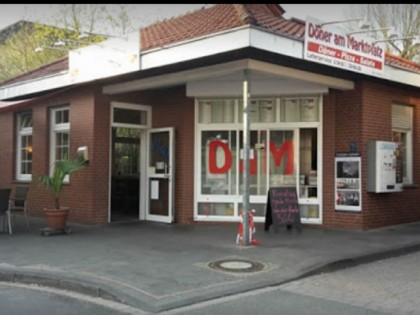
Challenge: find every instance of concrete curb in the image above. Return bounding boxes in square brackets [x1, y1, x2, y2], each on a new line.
[291, 243, 420, 281]
[0, 268, 163, 313]
[2, 243, 420, 313]
[0, 269, 123, 303]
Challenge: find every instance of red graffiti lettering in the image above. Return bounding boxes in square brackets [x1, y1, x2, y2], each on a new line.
[208, 140, 232, 173]
[239, 155, 257, 174]
[208, 140, 294, 175]
[270, 140, 294, 174]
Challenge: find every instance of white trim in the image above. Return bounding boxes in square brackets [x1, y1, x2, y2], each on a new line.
[194, 96, 323, 225]
[247, 59, 354, 90]
[141, 27, 252, 69]
[0, 72, 70, 100]
[146, 127, 175, 223]
[111, 102, 151, 129]
[16, 111, 33, 181]
[104, 59, 354, 95]
[392, 104, 413, 184]
[104, 60, 251, 94]
[50, 106, 70, 181]
[109, 102, 152, 223]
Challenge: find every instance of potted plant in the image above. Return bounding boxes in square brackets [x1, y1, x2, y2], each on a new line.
[39, 156, 86, 231]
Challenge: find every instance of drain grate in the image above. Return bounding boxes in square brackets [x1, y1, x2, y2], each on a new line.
[208, 258, 265, 273]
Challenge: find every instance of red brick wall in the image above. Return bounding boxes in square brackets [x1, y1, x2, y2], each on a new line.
[28, 86, 102, 224]
[323, 86, 364, 229]
[0, 86, 109, 224]
[0, 111, 14, 186]
[90, 89, 112, 224]
[322, 91, 338, 228]
[323, 81, 420, 230]
[360, 81, 420, 229]
[68, 85, 108, 224]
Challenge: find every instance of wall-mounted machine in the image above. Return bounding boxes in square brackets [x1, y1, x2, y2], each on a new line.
[367, 141, 403, 193]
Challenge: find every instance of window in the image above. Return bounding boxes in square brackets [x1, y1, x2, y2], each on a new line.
[17, 112, 33, 181]
[198, 100, 235, 123]
[50, 107, 70, 178]
[196, 97, 321, 221]
[392, 104, 413, 184]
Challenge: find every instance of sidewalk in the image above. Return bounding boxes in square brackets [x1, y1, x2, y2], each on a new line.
[1, 215, 420, 313]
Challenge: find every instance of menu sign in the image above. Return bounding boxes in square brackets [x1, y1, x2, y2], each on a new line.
[264, 187, 301, 231]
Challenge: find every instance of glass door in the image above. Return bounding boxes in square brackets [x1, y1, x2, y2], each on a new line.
[146, 128, 174, 223]
[110, 127, 140, 222]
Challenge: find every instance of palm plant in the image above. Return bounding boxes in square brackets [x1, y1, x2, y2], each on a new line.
[39, 157, 86, 209]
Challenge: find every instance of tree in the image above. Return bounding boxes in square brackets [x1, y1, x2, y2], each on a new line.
[0, 4, 136, 83]
[345, 4, 419, 62]
[51, 4, 134, 37]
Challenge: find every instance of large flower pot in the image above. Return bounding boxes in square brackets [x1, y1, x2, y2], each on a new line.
[43, 207, 69, 230]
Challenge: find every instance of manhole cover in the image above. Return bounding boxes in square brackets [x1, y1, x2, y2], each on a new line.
[208, 259, 265, 273]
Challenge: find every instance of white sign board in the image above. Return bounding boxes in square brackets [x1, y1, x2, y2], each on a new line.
[304, 16, 385, 77]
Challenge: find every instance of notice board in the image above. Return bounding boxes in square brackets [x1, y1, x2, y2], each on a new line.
[264, 187, 301, 232]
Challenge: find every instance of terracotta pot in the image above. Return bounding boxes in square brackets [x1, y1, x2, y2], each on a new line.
[43, 207, 69, 230]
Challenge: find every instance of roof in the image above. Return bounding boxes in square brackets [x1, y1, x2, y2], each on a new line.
[140, 4, 304, 51]
[1, 4, 419, 87]
[385, 53, 420, 73]
[1, 56, 68, 86]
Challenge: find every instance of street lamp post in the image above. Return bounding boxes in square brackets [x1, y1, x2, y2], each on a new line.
[242, 69, 251, 246]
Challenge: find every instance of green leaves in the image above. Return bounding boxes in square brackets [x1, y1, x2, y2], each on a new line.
[39, 157, 86, 209]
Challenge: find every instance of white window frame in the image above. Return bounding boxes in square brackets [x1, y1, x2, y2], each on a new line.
[194, 96, 323, 224]
[50, 106, 70, 181]
[392, 104, 413, 184]
[16, 111, 33, 181]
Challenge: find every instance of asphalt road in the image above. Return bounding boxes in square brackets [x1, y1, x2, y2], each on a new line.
[159, 251, 420, 315]
[0, 282, 147, 315]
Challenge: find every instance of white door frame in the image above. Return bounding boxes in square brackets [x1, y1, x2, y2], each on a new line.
[146, 127, 175, 223]
[109, 102, 151, 223]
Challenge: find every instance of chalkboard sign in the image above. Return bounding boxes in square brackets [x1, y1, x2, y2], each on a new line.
[264, 187, 301, 232]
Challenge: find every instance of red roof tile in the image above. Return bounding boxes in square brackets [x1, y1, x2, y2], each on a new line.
[140, 4, 304, 51]
[385, 52, 420, 73]
[1, 56, 68, 85]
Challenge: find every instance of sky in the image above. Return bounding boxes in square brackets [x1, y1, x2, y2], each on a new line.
[0, 4, 354, 33]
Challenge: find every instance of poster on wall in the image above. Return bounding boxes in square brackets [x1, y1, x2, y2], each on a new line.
[335, 154, 362, 211]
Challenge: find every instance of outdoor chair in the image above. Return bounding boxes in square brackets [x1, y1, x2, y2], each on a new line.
[9, 186, 29, 227]
[0, 188, 12, 234]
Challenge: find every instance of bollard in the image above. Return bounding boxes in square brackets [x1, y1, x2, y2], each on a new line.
[236, 209, 259, 245]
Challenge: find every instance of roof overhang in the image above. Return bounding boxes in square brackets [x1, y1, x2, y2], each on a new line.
[0, 71, 70, 101]
[0, 98, 36, 112]
[103, 58, 354, 95]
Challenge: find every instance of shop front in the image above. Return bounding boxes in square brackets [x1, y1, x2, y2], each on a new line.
[194, 96, 322, 225]
[1, 4, 419, 230]
[104, 58, 354, 227]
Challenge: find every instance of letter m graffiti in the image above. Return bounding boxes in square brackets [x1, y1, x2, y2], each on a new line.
[270, 140, 294, 174]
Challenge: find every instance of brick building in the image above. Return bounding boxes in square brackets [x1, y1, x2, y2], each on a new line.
[1, 4, 419, 230]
